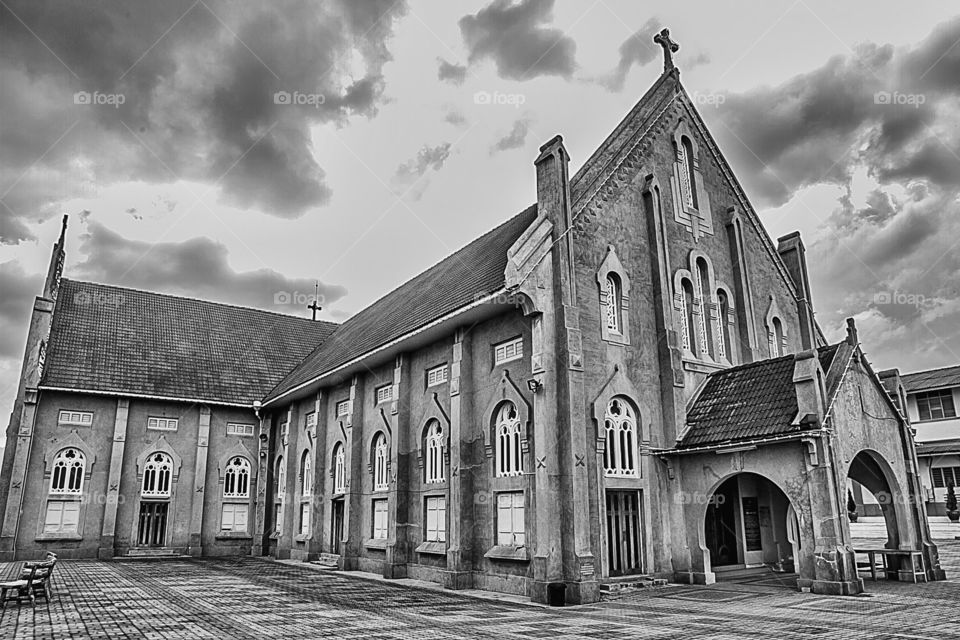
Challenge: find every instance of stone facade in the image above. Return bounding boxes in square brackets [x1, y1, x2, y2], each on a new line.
[0, 60, 943, 603]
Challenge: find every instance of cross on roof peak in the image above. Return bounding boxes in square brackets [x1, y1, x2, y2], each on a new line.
[653, 28, 680, 73]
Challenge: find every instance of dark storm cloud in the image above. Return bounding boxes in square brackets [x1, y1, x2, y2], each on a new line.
[712, 16, 960, 207]
[74, 223, 348, 313]
[437, 58, 468, 85]
[459, 0, 576, 80]
[0, 0, 407, 243]
[490, 118, 531, 153]
[0, 262, 42, 358]
[600, 18, 661, 92]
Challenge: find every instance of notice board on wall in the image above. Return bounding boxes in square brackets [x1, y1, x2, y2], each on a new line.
[742, 497, 762, 551]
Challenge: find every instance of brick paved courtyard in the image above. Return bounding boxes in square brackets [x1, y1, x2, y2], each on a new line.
[2, 540, 959, 639]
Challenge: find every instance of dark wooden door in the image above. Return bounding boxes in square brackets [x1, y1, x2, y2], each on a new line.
[331, 499, 344, 553]
[606, 490, 643, 576]
[137, 502, 168, 547]
[706, 478, 740, 566]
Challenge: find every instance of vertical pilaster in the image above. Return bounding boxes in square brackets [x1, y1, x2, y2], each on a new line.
[252, 413, 270, 556]
[384, 354, 410, 578]
[342, 376, 363, 569]
[0, 389, 41, 559]
[445, 327, 474, 588]
[188, 405, 212, 556]
[99, 398, 130, 558]
[306, 391, 326, 561]
[726, 210, 758, 361]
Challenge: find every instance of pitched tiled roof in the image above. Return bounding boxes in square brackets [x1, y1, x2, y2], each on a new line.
[265, 205, 539, 402]
[902, 365, 960, 393]
[677, 345, 840, 449]
[916, 439, 960, 456]
[42, 279, 337, 406]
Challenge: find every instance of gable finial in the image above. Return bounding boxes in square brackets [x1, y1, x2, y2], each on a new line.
[653, 28, 680, 73]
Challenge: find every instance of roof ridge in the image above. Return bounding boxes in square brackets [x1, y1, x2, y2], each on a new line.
[61, 278, 338, 328]
[902, 363, 960, 377]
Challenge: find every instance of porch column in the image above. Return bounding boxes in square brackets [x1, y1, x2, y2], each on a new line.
[99, 398, 130, 558]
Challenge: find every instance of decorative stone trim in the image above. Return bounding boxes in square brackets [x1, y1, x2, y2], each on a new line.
[596, 245, 631, 345]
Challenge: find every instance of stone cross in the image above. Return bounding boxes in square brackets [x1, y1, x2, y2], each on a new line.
[653, 28, 680, 72]
[307, 281, 323, 320]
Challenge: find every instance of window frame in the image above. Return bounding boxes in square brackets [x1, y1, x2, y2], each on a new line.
[335, 400, 351, 418]
[493, 337, 523, 366]
[58, 410, 93, 427]
[375, 384, 393, 405]
[373, 433, 389, 492]
[424, 421, 445, 484]
[141, 452, 174, 498]
[372, 499, 389, 540]
[226, 422, 255, 437]
[147, 416, 179, 432]
[916, 389, 957, 422]
[603, 398, 639, 478]
[223, 456, 251, 499]
[426, 364, 449, 388]
[220, 503, 249, 533]
[425, 495, 446, 543]
[43, 500, 80, 534]
[495, 491, 525, 547]
[494, 402, 524, 478]
[50, 447, 85, 495]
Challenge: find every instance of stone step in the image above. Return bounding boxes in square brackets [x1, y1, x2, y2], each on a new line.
[310, 553, 341, 569]
[599, 575, 668, 599]
[125, 548, 184, 558]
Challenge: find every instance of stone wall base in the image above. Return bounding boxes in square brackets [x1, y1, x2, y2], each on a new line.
[798, 577, 863, 595]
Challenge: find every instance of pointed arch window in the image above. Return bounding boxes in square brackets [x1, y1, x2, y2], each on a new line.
[300, 450, 312, 497]
[717, 289, 733, 361]
[50, 448, 85, 495]
[603, 398, 638, 477]
[223, 456, 250, 498]
[424, 420, 445, 483]
[604, 274, 622, 334]
[141, 452, 173, 498]
[681, 278, 696, 354]
[772, 317, 785, 357]
[695, 258, 714, 360]
[678, 136, 698, 209]
[495, 402, 523, 477]
[333, 443, 346, 494]
[373, 433, 389, 491]
[276, 455, 286, 496]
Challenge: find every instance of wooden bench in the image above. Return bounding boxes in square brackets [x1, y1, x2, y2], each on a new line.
[855, 548, 927, 583]
[0, 565, 39, 609]
[19, 553, 57, 602]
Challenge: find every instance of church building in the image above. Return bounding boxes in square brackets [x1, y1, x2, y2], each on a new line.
[0, 30, 943, 604]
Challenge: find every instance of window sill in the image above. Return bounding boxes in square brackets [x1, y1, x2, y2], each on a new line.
[483, 545, 528, 562]
[294, 534, 311, 542]
[415, 541, 447, 556]
[35, 533, 82, 542]
[365, 538, 388, 550]
[269, 532, 282, 540]
[681, 358, 725, 374]
[215, 532, 252, 541]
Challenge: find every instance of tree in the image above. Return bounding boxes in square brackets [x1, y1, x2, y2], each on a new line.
[947, 484, 958, 513]
[847, 489, 857, 514]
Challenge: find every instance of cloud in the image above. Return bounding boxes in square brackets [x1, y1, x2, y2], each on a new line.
[390, 143, 452, 199]
[0, 0, 408, 243]
[443, 108, 468, 127]
[600, 18, 661, 92]
[490, 117, 531, 153]
[712, 16, 960, 207]
[74, 222, 348, 313]
[437, 58, 468, 85]
[0, 261, 42, 358]
[458, 0, 576, 81]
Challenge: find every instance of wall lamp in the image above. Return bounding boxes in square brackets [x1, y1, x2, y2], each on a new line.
[526, 378, 543, 394]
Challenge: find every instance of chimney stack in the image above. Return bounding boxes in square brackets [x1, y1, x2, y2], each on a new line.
[845, 317, 859, 346]
[777, 231, 816, 349]
[793, 349, 826, 425]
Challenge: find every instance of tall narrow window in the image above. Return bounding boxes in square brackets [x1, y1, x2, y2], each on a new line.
[372, 499, 388, 539]
[496, 492, 525, 546]
[772, 317, 785, 357]
[681, 279, 696, 354]
[717, 290, 733, 361]
[603, 398, 638, 477]
[373, 433, 389, 491]
[223, 456, 250, 498]
[425, 421, 445, 483]
[696, 259, 714, 360]
[50, 448, 85, 495]
[333, 444, 346, 494]
[141, 452, 173, 498]
[299, 503, 311, 536]
[300, 450, 312, 497]
[276, 456, 286, 496]
[679, 136, 698, 209]
[495, 402, 523, 477]
[425, 496, 446, 542]
[604, 274, 622, 334]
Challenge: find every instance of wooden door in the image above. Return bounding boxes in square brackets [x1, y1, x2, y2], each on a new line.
[330, 499, 344, 553]
[606, 490, 643, 576]
[137, 502, 168, 547]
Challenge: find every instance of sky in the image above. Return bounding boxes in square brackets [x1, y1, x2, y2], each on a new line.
[1, 0, 959, 429]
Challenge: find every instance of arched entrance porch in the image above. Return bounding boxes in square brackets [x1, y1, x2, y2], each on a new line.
[703, 473, 799, 583]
